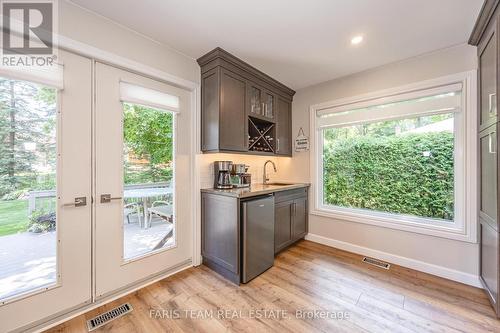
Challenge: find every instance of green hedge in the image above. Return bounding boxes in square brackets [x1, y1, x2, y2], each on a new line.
[323, 132, 454, 220]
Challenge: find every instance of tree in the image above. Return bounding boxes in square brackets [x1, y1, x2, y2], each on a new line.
[123, 103, 174, 184]
[323, 132, 454, 220]
[0, 78, 57, 197]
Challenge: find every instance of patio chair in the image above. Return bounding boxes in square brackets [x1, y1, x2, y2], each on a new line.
[147, 201, 173, 228]
[124, 202, 142, 226]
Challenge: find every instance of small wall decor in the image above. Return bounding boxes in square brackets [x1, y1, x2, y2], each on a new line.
[294, 127, 309, 152]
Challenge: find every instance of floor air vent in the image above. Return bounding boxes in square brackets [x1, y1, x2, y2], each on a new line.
[362, 257, 391, 270]
[87, 303, 133, 331]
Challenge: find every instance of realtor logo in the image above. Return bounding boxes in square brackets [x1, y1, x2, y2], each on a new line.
[1, 0, 57, 66]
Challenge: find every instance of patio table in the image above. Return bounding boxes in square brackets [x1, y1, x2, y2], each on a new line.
[124, 187, 173, 228]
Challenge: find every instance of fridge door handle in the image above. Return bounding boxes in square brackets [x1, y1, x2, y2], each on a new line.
[242, 202, 247, 279]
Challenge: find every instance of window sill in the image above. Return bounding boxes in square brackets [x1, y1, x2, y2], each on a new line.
[311, 205, 475, 243]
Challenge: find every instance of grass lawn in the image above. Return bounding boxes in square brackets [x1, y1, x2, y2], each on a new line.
[0, 200, 29, 237]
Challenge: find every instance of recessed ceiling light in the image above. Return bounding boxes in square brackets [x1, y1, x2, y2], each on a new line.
[351, 35, 364, 45]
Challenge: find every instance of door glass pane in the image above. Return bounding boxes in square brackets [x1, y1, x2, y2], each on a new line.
[0, 77, 58, 300]
[122, 103, 175, 260]
[265, 93, 274, 118]
[251, 86, 262, 115]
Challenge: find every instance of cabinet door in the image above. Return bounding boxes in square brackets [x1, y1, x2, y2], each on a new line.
[202, 194, 239, 274]
[201, 68, 220, 151]
[275, 201, 293, 253]
[276, 97, 292, 156]
[480, 220, 498, 308]
[248, 82, 264, 117]
[263, 90, 275, 120]
[479, 27, 498, 131]
[479, 124, 498, 230]
[219, 68, 247, 151]
[292, 197, 307, 239]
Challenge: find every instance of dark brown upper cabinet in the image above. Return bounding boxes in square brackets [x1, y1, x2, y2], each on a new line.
[197, 48, 295, 156]
[276, 96, 292, 155]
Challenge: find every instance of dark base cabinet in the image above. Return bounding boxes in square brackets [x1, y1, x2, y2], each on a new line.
[481, 220, 499, 305]
[201, 194, 241, 284]
[274, 188, 308, 254]
[201, 187, 309, 284]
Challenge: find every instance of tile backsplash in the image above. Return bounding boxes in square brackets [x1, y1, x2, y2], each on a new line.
[197, 153, 288, 188]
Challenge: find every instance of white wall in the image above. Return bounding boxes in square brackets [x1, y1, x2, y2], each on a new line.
[280, 44, 481, 285]
[58, 0, 200, 84]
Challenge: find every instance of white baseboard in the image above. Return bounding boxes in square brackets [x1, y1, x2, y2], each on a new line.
[305, 233, 482, 288]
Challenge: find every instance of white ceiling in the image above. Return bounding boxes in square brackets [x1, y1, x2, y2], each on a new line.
[69, 0, 483, 90]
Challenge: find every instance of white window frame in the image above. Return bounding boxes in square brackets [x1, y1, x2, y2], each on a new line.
[309, 71, 477, 243]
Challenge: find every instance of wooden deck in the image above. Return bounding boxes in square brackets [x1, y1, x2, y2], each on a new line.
[46, 240, 499, 332]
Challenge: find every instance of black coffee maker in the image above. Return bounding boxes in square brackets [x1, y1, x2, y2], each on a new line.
[214, 161, 233, 189]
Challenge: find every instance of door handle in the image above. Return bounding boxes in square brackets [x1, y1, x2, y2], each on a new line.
[62, 196, 87, 207]
[100, 194, 123, 203]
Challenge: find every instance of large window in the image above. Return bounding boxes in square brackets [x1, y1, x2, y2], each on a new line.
[322, 113, 455, 221]
[312, 73, 476, 241]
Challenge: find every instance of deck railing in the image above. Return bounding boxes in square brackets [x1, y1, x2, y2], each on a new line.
[27, 182, 171, 215]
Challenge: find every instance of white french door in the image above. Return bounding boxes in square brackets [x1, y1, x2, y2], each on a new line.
[94, 62, 193, 298]
[0, 50, 93, 332]
[0, 55, 194, 332]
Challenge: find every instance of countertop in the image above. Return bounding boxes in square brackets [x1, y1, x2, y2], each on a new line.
[201, 183, 310, 198]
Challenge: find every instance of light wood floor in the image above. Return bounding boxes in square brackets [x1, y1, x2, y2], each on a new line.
[46, 240, 500, 333]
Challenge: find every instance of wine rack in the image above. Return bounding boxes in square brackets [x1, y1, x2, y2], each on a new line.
[248, 116, 275, 153]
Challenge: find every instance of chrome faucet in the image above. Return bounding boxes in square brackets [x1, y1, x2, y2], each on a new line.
[263, 160, 277, 184]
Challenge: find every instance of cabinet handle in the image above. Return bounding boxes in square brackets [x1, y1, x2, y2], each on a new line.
[276, 138, 280, 152]
[489, 93, 497, 116]
[489, 133, 496, 154]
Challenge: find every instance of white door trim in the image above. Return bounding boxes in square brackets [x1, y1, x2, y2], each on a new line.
[57, 35, 198, 91]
